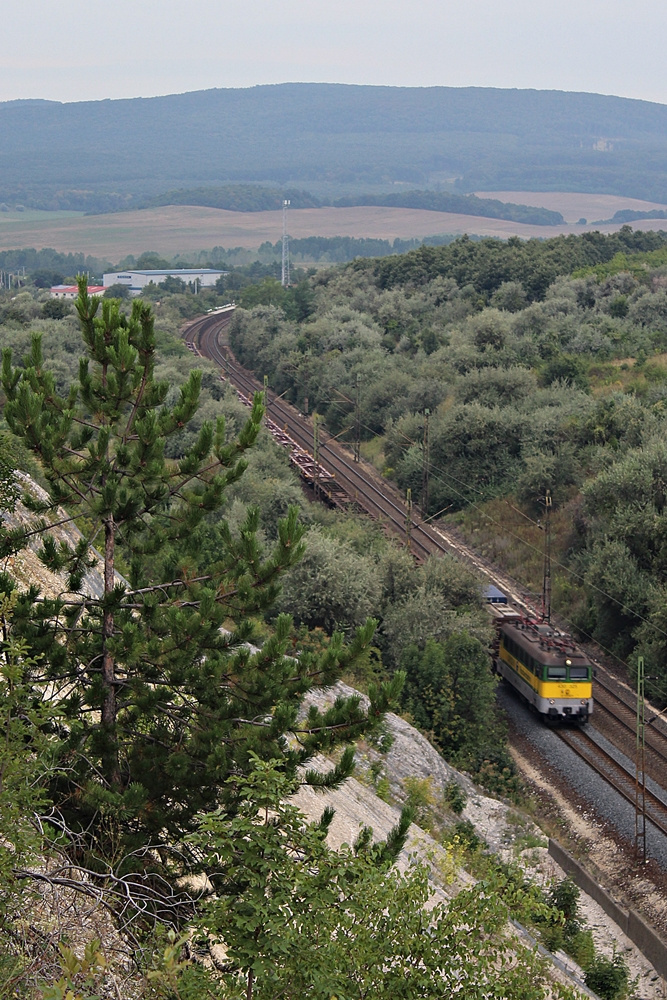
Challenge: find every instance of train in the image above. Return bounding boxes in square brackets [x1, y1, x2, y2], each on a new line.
[485, 586, 593, 723]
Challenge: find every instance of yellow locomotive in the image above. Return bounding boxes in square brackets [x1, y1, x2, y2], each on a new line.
[487, 590, 593, 722]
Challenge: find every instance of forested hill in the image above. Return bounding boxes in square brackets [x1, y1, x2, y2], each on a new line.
[3, 84, 667, 210]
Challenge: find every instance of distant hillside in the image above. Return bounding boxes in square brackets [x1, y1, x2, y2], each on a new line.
[2, 84, 667, 211]
[143, 184, 564, 226]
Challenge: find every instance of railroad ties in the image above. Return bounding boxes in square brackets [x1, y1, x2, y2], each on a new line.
[199, 354, 367, 516]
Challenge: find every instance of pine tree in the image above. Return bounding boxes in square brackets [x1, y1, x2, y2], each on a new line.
[0, 278, 400, 875]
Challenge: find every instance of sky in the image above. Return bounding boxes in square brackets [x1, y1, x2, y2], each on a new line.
[2, 0, 667, 106]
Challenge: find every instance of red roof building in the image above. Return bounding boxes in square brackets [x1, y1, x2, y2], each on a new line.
[50, 285, 106, 299]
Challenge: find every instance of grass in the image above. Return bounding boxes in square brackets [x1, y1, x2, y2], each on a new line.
[447, 498, 575, 601]
[587, 352, 667, 395]
[0, 204, 473, 259]
[360, 435, 385, 473]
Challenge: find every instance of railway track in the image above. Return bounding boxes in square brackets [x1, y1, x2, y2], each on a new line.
[557, 726, 667, 841]
[592, 675, 667, 792]
[185, 310, 540, 591]
[184, 308, 667, 830]
[187, 311, 447, 564]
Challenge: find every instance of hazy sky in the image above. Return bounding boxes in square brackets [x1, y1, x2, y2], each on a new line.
[3, 0, 667, 106]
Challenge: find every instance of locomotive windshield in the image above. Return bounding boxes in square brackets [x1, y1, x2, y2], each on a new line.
[547, 666, 567, 679]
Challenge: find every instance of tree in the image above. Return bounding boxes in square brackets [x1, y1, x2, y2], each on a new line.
[178, 755, 570, 1000]
[41, 298, 71, 319]
[399, 633, 498, 760]
[1, 278, 399, 881]
[274, 527, 382, 633]
[135, 252, 171, 270]
[159, 275, 186, 294]
[103, 282, 130, 299]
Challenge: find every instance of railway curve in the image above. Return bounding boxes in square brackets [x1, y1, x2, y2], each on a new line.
[184, 308, 667, 840]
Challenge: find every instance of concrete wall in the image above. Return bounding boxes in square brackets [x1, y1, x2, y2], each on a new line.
[549, 838, 667, 981]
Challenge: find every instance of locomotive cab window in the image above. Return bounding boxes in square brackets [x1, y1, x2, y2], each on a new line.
[569, 666, 590, 680]
[547, 666, 567, 679]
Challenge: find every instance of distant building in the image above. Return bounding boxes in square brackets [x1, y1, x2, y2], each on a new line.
[102, 268, 225, 295]
[50, 284, 106, 299]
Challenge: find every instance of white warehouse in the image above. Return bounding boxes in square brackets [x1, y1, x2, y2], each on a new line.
[102, 268, 226, 295]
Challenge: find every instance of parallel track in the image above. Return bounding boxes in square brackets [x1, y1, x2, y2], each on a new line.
[185, 309, 667, 818]
[592, 679, 667, 792]
[557, 727, 667, 840]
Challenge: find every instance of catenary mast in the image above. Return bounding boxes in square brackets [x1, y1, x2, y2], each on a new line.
[281, 199, 291, 287]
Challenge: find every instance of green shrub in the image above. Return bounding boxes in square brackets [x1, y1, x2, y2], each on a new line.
[444, 780, 467, 815]
[549, 876, 581, 934]
[584, 952, 631, 1000]
[567, 928, 595, 971]
[402, 776, 436, 828]
[446, 819, 482, 853]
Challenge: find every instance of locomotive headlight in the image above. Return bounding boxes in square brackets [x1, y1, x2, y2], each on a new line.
[565, 658, 572, 666]
[549, 699, 555, 705]
[580, 700, 586, 705]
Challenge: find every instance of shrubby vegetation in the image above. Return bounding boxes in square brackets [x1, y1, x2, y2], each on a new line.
[229, 228, 667, 706]
[0, 278, 558, 997]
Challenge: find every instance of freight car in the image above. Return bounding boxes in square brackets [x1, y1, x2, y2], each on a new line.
[486, 589, 593, 722]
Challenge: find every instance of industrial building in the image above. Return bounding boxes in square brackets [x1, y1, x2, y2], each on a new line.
[102, 268, 225, 295]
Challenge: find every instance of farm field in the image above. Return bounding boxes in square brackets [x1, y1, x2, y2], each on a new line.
[476, 191, 667, 223]
[1, 201, 667, 260]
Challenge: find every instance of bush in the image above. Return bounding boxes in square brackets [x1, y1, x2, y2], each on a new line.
[549, 876, 580, 933]
[567, 928, 595, 970]
[584, 952, 631, 1000]
[41, 298, 71, 319]
[402, 776, 436, 829]
[447, 819, 482, 853]
[444, 780, 467, 815]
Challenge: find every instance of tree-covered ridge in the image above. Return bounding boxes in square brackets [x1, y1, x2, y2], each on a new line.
[366, 226, 667, 297]
[142, 184, 322, 212]
[3, 83, 667, 207]
[143, 185, 564, 226]
[335, 189, 565, 225]
[228, 228, 667, 706]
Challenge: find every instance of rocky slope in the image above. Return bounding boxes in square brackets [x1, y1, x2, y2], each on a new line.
[3, 475, 664, 997]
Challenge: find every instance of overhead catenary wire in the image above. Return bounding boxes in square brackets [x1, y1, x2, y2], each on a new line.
[310, 384, 667, 645]
[237, 353, 667, 654]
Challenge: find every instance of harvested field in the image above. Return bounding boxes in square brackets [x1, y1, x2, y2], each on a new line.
[2, 202, 667, 261]
[477, 191, 667, 224]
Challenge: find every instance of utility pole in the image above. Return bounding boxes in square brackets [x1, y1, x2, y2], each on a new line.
[405, 487, 412, 549]
[421, 408, 430, 516]
[281, 200, 291, 288]
[313, 415, 320, 499]
[354, 373, 361, 463]
[542, 489, 552, 624]
[635, 655, 647, 862]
